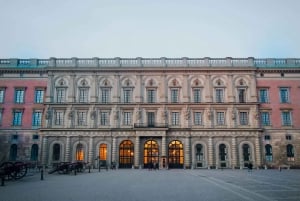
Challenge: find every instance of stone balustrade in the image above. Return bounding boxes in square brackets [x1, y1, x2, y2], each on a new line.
[0, 57, 300, 68]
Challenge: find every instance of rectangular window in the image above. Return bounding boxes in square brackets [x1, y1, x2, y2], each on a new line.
[100, 112, 109, 126]
[79, 88, 88, 103]
[33, 134, 39, 140]
[216, 112, 225, 125]
[77, 111, 87, 126]
[286, 135, 292, 140]
[101, 88, 110, 103]
[239, 112, 248, 125]
[238, 89, 246, 103]
[261, 112, 270, 126]
[215, 88, 224, 103]
[32, 111, 42, 126]
[56, 88, 66, 103]
[280, 88, 289, 103]
[264, 135, 271, 140]
[55, 111, 64, 125]
[259, 89, 269, 103]
[147, 89, 156, 103]
[15, 88, 25, 103]
[171, 112, 180, 126]
[0, 109, 3, 125]
[281, 111, 292, 126]
[0, 88, 5, 103]
[123, 89, 132, 103]
[194, 112, 202, 125]
[171, 89, 179, 103]
[13, 110, 23, 126]
[123, 112, 132, 125]
[193, 89, 201, 103]
[35, 89, 44, 103]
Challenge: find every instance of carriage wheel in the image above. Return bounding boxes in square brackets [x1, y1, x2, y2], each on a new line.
[0, 162, 14, 180]
[13, 162, 27, 180]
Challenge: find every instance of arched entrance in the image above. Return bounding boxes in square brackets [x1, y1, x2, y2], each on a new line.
[144, 140, 159, 169]
[52, 143, 61, 161]
[99, 143, 107, 167]
[76, 143, 84, 161]
[242, 144, 251, 167]
[265, 144, 272, 162]
[195, 144, 205, 168]
[219, 144, 228, 168]
[30, 144, 39, 161]
[168, 140, 184, 168]
[119, 140, 134, 168]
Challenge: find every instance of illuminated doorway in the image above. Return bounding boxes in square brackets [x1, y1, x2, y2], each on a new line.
[76, 143, 84, 161]
[99, 144, 107, 167]
[119, 140, 134, 168]
[168, 140, 184, 168]
[144, 140, 159, 168]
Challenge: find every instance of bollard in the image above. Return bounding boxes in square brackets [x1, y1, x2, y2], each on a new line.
[74, 169, 77, 175]
[1, 176, 4, 186]
[89, 166, 91, 173]
[41, 169, 44, 180]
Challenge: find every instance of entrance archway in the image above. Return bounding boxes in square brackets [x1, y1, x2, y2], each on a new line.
[144, 140, 159, 168]
[168, 140, 184, 168]
[119, 140, 134, 168]
[242, 144, 251, 166]
[219, 144, 228, 168]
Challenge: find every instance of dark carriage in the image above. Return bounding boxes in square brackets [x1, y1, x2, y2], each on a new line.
[48, 161, 86, 174]
[0, 161, 29, 180]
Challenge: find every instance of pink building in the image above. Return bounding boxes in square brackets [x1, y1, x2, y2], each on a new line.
[0, 62, 47, 162]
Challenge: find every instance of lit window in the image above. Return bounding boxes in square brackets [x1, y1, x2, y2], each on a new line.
[99, 144, 107, 160]
[147, 89, 156, 103]
[55, 111, 64, 125]
[76, 143, 84, 161]
[15, 88, 25, 103]
[123, 112, 132, 125]
[77, 111, 87, 126]
[100, 112, 109, 126]
[239, 112, 248, 125]
[35, 89, 44, 103]
[259, 89, 269, 103]
[216, 112, 225, 125]
[32, 111, 42, 126]
[171, 88, 179, 103]
[261, 112, 271, 126]
[0, 88, 5, 103]
[79, 88, 89, 103]
[194, 112, 202, 125]
[280, 88, 289, 103]
[100, 88, 110, 103]
[13, 110, 23, 126]
[56, 88, 66, 103]
[215, 88, 224, 103]
[281, 111, 292, 126]
[193, 88, 201, 103]
[171, 112, 180, 125]
[123, 89, 132, 103]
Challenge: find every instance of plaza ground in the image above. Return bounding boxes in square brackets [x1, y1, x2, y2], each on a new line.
[1, 168, 300, 201]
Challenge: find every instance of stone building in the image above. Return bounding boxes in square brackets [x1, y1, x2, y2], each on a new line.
[0, 57, 299, 169]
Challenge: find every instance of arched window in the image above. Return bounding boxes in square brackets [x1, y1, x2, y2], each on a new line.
[287, 144, 294, 161]
[99, 144, 107, 161]
[195, 144, 204, 168]
[265, 144, 272, 162]
[242, 144, 250, 162]
[219, 144, 227, 168]
[31, 144, 39, 161]
[76, 143, 84, 161]
[168, 140, 184, 168]
[144, 140, 159, 168]
[52, 143, 60, 161]
[9, 144, 18, 161]
[119, 140, 134, 168]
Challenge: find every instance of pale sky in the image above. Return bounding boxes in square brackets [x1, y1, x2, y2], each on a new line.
[0, 0, 299, 58]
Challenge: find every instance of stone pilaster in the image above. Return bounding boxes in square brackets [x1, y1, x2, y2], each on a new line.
[112, 75, 120, 103]
[161, 135, 166, 157]
[231, 137, 237, 168]
[184, 136, 191, 168]
[134, 136, 140, 168]
[65, 136, 70, 162]
[112, 137, 117, 163]
[205, 74, 212, 102]
[250, 73, 257, 102]
[42, 136, 48, 165]
[255, 136, 262, 167]
[182, 74, 189, 102]
[227, 74, 235, 102]
[208, 137, 213, 168]
[88, 136, 94, 165]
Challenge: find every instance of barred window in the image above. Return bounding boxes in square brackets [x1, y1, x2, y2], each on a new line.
[171, 112, 180, 125]
[147, 89, 156, 103]
[280, 88, 289, 103]
[15, 88, 25, 103]
[216, 112, 225, 125]
[123, 112, 132, 125]
[79, 88, 89, 103]
[239, 112, 248, 125]
[194, 112, 202, 125]
[261, 112, 270, 126]
[171, 88, 179, 103]
[281, 111, 292, 126]
[32, 111, 42, 126]
[55, 111, 64, 125]
[215, 88, 224, 103]
[56, 88, 66, 103]
[193, 88, 201, 103]
[100, 112, 109, 126]
[259, 89, 269, 103]
[78, 111, 87, 126]
[35, 89, 44, 103]
[101, 88, 110, 103]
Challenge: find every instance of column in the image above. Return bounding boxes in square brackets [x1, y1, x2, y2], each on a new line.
[184, 136, 191, 168]
[227, 74, 234, 102]
[135, 75, 143, 103]
[41, 136, 48, 165]
[231, 137, 237, 169]
[208, 137, 213, 169]
[65, 136, 70, 162]
[161, 135, 166, 157]
[70, 74, 76, 102]
[182, 74, 189, 102]
[90, 74, 97, 102]
[205, 75, 212, 102]
[88, 136, 94, 165]
[112, 75, 120, 103]
[250, 73, 257, 102]
[255, 136, 262, 168]
[134, 136, 140, 168]
[112, 137, 117, 163]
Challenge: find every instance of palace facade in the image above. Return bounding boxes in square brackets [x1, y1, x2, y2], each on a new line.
[0, 57, 299, 169]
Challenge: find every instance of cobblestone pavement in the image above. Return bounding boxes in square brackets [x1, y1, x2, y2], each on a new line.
[1, 168, 300, 201]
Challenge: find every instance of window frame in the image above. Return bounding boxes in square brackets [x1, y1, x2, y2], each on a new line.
[281, 111, 292, 126]
[215, 88, 224, 103]
[193, 88, 202, 103]
[34, 88, 44, 103]
[171, 112, 180, 126]
[216, 111, 225, 125]
[279, 87, 290, 103]
[78, 87, 89, 103]
[0, 87, 5, 103]
[12, 109, 23, 126]
[170, 88, 179, 103]
[14, 88, 25, 104]
[261, 112, 271, 126]
[259, 88, 269, 103]
[147, 88, 156, 103]
[32, 110, 42, 126]
[56, 87, 66, 103]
